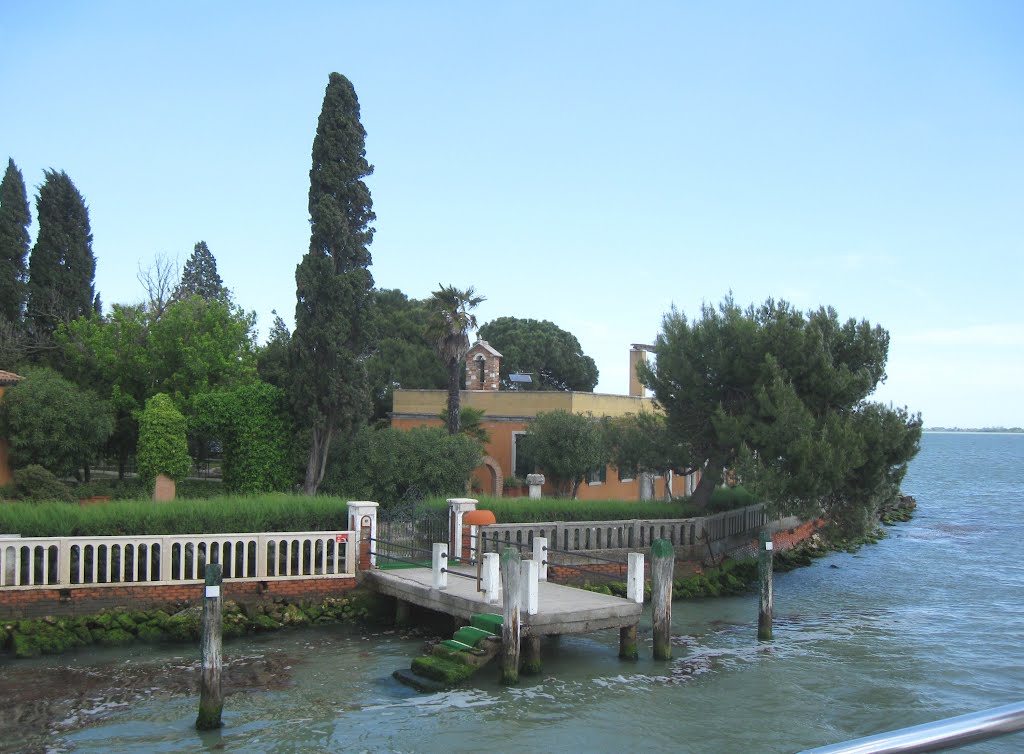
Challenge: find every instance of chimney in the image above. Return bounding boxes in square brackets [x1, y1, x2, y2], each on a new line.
[629, 344, 653, 397]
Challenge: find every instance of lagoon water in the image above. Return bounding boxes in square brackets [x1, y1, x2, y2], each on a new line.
[2, 432, 1023, 753]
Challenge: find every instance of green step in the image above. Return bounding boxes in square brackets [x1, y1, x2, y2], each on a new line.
[440, 639, 476, 652]
[392, 668, 447, 693]
[470, 613, 503, 634]
[453, 626, 494, 647]
[411, 655, 476, 685]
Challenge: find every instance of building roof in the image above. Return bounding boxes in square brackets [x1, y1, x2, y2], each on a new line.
[0, 370, 22, 386]
[469, 340, 502, 358]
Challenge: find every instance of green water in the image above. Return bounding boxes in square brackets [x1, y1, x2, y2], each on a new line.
[3, 433, 1022, 753]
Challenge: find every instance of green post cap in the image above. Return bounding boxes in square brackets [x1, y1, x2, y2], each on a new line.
[651, 539, 674, 557]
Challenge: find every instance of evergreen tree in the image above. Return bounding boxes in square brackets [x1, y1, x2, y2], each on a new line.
[0, 158, 31, 325]
[290, 72, 376, 495]
[25, 170, 96, 336]
[175, 240, 227, 301]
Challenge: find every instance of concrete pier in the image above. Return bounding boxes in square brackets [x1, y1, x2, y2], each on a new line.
[364, 565, 642, 637]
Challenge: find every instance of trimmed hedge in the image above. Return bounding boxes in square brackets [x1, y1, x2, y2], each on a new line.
[0, 494, 354, 537]
[423, 486, 759, 523]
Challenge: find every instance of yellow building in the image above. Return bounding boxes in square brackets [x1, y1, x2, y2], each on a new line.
[0, 371, 22, 486]
[391, 343, 697, 500]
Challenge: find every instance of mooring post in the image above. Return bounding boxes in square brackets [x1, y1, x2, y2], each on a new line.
[651, 539, 674, 661]
[500, 547, 523, 685]
[196, 563, 223, 731]
[620, 551, 644, 660]
[432, 543, 448, 590]
[483, 552, 501, 604]
[533, 536, 548, 581]
[758, 529, 774, 641]
[521, 559, 539, 616]
[626, 552, 645, 604]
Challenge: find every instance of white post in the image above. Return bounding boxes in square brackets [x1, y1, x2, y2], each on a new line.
[627, 552, 645, 604]
[447, 497, 477, 562]
[58, 539, 72, 585]
[483, 551, 501, 604]
[347, 501, 379, 567]
[533, 537, 548, 581]
[432, 542, 448, 590]
[521, 559, 539, 616]
[527, 474, 544, 499]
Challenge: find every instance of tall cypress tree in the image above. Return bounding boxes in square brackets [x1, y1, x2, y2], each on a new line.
[290, 73, 376, 495]
[175, 240, 227, 301]
[25, 170, 96, 335]
[0, 158, 31, 325]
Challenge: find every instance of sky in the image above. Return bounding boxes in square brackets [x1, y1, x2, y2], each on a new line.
[2, 2, 1022, 428]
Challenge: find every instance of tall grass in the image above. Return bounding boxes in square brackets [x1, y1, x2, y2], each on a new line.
[0, 494, 353, 537]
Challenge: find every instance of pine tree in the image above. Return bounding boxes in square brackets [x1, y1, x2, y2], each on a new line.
[290, 73, 376, 495]
[25, 170, 96, 335]
[0, 158, 31, 325]
[175, 240, 227, 301]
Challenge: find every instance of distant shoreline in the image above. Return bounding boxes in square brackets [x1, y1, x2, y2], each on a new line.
[924, 427, 1024, 434]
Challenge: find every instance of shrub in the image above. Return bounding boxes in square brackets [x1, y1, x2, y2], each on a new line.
[0, 494, 355, 537]
[420, 494, 761, 523]
[323, 425, 481, 505]
[5, 465, 74, 503]
[0, 367, 113, 476]
[136, 394, 192, 483]
[190, 382, 295, 494]
[518, 411, 607, 498]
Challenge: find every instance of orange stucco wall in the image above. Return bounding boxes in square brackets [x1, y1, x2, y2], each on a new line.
[391, 391, 680, 501]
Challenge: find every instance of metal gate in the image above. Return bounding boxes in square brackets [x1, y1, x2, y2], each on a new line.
[374, 488, 449, 566]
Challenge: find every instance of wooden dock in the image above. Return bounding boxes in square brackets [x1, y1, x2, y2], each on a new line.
[364, 565, 642, 636]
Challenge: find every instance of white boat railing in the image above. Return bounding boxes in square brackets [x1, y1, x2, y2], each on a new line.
[0, 531, 357, 588]
[800, 700, 1024, 753]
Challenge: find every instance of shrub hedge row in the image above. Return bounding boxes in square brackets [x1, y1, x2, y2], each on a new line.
[0, 494, 353, 537]
[0, 487, 760, 538]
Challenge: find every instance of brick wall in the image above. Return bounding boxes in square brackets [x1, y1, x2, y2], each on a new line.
[0, 577, 358, 620]
[544, 518, 823, 586]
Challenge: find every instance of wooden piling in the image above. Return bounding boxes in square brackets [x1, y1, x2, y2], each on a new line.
[651, 538, 674, 661]
[500, 547, 523, 685]
[395, 598, 410, 627]
[619, 624, 639, 660]
[522, 634, 542, 675]
[758, 529, 774, 641]
[196, 563, 223, 730]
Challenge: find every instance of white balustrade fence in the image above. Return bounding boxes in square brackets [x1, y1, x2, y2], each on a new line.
[0, 531, 357, 589]
[477, 504, 768, 554]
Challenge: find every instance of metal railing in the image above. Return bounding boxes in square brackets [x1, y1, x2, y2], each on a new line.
[800, 700, 1024, 753]
[0, 531, 357, 587]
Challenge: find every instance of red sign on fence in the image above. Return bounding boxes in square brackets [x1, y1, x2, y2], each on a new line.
[335, 533, 349, 544]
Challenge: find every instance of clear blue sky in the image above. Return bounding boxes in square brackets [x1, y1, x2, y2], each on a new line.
[3, 2, 1022, 427]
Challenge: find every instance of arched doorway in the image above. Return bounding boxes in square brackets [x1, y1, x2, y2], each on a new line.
[471, 455, 504, 497]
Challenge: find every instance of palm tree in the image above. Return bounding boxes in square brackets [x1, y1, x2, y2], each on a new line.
[428, 284, 485, 434]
